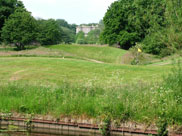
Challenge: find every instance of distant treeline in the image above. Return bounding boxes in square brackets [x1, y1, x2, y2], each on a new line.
[101, 0, 182, 56]
[1, 0, 182, 56]
[0, 0, 104, 50]
[0, 0, 77, 50]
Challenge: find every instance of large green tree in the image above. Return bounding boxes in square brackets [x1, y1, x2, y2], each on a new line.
[0, 0, 24, 42]
[141, 0, 182, 55]
[61, 27, 75, 44]
[37, 19, 63, 45]
[101, 0, 166, 50]
[101, 0, 137, 49]
[56, 19, 76, 43]
[1, 8, 37, 50]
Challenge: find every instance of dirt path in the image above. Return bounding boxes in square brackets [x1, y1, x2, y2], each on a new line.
[85, 58, 104, 63]
[10, 70, 25, 81]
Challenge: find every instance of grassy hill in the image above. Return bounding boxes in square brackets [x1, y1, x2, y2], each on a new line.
[0, 44, 127, 64]
[48, 44, 127, 64]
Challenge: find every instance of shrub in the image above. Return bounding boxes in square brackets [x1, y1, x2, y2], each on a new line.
[129, 43, 144, 65]
[142, 32, 166, 55]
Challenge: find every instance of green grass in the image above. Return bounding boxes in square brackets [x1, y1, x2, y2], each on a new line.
[0, 46, 15, 51]
[0, 57, 169, 87]
[0, 45, 182, 126]
[0, 64, 182, 125]
[48, 44, 127, 64]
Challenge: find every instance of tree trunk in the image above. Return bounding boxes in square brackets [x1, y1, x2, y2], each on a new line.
[15, 43, 24, 50]
[20, 44, 25, 50]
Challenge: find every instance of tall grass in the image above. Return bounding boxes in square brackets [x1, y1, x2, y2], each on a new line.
[0, 62, 182, 125]
[0, 64, 182, 124]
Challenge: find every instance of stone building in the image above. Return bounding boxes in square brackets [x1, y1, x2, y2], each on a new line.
[76, 25, 98, 36]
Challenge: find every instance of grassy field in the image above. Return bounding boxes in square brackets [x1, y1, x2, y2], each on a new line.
[0, 44, 182, 126]
[0, 57, 169, 87]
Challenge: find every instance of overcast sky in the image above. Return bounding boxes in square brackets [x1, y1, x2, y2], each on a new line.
[21, 0, 117, 25]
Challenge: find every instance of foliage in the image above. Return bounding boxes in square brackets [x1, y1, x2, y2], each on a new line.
[61, 27, 75, 44]
[164, 61, 182, 97]
[141, 0, 182, 55]
[101, 0, 140, 48]
[36, 19, 63, 45]
[102, 0, 182, 56]
[129, 43, 144, 65]
[56, 19, 70, 29]
[98, 20, 104, 32]
[157, 120, 168, 136]
[1, 8, 37, 50]
[75, 31, 86, 44]
[141, 31, 167, 55]
[56, 19, 76, 43]
[86, 29, 101, 44]
[0, 0, 24, 42]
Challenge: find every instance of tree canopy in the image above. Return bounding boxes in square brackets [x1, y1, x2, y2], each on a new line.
[101, 0, 182, 55]
[56, 19, 76, 43]
[75, 31, 86, 44]
[1, 8, 37, 50]
[86, 29, 101, 44]
[36, 19, 63, 45]
[0, 0, 24, 42]
[101, 0, 166, 50]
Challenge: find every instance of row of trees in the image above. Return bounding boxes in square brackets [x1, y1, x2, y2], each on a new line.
[101, 0, 182, 55]
[0, 0, 105, 50]
[0, 0, 76, 50]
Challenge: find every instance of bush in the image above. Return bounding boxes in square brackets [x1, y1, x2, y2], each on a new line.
[160, 48, 173, 57]
[164, 61, 182, 91]
[129, 43, 144, 65]
[142, 27, 181, 56]
[142, 32, 166, 55]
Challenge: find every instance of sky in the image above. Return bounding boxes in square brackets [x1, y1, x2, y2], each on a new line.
[21, 0, 117, 25]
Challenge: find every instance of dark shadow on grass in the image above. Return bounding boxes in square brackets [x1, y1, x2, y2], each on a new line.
[13, 45, 40, 51]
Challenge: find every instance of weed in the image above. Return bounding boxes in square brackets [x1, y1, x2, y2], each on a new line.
[100, 114, 111, 136]
[157, 119, 168, 136]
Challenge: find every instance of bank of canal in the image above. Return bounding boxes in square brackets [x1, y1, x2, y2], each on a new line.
[1, 114, 182, 136]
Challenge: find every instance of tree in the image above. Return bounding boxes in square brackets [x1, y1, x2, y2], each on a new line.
[55, 19, 76, 43]
[0, 0, 24, 42]
[1, 8, 37, 50]
[101, 0, 166, 50]
[61, 27, 75, 44]
[100, 0, 138, 49]
[75, 31, 86, 44]
[56, 19, 70, 28]
[86, 29, 101, 44]
[141, 0, 182, 55]
[37, 19, 63, 45]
